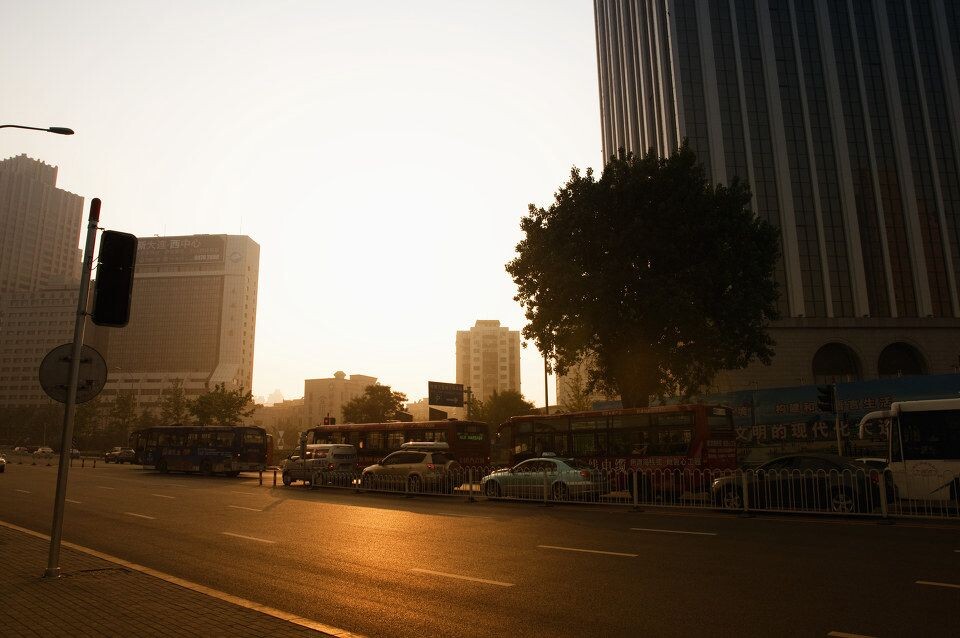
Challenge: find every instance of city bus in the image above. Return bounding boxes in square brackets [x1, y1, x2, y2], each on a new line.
[305, 420, 491, 466]
[130, 425, 271, 476]
[858, 398, 960, 504]
[499, 404, 738, 498]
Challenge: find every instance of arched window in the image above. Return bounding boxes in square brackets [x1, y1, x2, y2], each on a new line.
[877, 343, 927, 378]
[812, 343, 862, 384]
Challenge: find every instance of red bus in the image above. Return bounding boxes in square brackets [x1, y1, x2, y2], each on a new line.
[306, 420, 491, 466]
[500, 404, 737, 498]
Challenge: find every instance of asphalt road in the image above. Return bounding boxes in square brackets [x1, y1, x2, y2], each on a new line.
[2, 460, 958, 637]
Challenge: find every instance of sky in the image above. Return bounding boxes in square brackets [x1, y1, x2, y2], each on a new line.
[1, 0, 602, 406]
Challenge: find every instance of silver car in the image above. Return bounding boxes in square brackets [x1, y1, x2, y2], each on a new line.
[482, 455, 610, 501]
[361, 444, 461, 494]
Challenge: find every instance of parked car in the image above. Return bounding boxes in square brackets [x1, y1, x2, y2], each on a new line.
[14, 446, 37, 454]
[33, 446, 55, 459]
[0, 453, 6, 473]
[360, 442, 461, 493]
[481, 454, 610, 501]
[711, 453, 892, 513]
[103, 447, 136, 464]
[282, 444, 357, 486]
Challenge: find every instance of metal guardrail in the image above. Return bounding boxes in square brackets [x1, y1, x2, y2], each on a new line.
[274, 464, 960, 521]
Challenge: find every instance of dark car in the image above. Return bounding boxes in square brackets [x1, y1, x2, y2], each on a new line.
[103, 447, 136, 464]
[712, 453, 891, 514]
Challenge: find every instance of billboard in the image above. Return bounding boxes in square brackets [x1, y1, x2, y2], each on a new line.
[428, 381, 464, 407]
[136, 235, 226, 266]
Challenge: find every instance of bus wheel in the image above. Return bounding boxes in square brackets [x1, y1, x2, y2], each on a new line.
[484, 481, 501, 498]
[157, 460, 169, 474]
[282, 471, 292, 486]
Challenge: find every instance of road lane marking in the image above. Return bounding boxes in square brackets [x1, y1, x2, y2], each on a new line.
[164, 483, 190, 488]
[916, 580, 960, 590]
[151, 494, 175, 499]
[221, 532, 275, 544]
[228, 505, 263, 512]
[97, 486, 116, 490]
[538, 545, 638, 557]
[0, 520, 364, 638]
[14, 489, 31, 494]
[124, 512, 155, 520]
[66, 499, 82, 504]
[433, 512, 493, 519]
[410, 568, 514, 587]
[828, 632, 877, 638]
[630, 527, 717, 536]
[230, 491, 258, 496]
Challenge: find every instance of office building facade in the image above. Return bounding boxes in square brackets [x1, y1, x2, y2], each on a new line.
[594, 0, 960, 389]
[304, 372, 377, 426]
[456, 320, 521, 401]
[98, 234, 260, 406]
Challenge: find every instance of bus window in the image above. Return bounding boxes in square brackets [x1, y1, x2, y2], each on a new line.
[387, 432, 405, 450]
[366, 431, 383, 452]
[901, 410, 960, 460]
[213, 431, 234, 447]
[654, 413, 694, 427]
[243, 431, 264, 444]
[572, 431, 597, 455]
[608, 428, 647, 456]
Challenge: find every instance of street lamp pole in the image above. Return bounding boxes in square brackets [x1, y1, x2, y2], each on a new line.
[0, 124, 74, 135]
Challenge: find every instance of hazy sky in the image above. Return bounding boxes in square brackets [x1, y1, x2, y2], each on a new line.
[2, 1, 602, 405]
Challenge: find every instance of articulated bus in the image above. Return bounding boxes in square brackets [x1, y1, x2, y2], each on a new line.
[500, 404, 737, 497]
[130, 425, 271, 476]
[305, 420, 491, 466]
[858, 398, 960, 504]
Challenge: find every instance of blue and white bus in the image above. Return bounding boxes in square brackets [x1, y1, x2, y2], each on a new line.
[130, 425, 270, 476]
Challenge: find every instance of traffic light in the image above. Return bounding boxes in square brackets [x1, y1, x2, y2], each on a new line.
[92, 231, 138, 327]
[322, 417, 336, 425]
[816, 385, 836, 413]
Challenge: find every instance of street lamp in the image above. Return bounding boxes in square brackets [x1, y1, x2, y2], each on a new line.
[0, 124, 74, 135]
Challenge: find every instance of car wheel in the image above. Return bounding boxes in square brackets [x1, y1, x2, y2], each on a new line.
[718, 487, 743, 510]
[282, 471, 292, 486]
[552, 482, 569, 501]
[830, 487, 856, 513]
[484, 481, 501, 498]
[407, 475, 422, 493]
[157, 460, 168, 473]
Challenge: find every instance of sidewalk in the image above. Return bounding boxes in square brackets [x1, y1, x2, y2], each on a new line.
[0, 523, 341, 638]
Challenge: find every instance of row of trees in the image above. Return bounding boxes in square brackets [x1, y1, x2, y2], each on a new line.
[0, 381, 257, 451]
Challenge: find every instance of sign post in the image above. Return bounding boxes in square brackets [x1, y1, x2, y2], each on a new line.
[45, 198, 101, 578]
[427, 381, 465, 408]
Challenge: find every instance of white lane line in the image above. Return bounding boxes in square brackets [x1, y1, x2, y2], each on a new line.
[630, 527, 717, 536]
[0, 520, 364, 638]
[221, 532, 275, 544]
[538, 544, 638, 558]
[410, 568, 514, 588]
[228, 505, 263, 512]
[66, 499, 82, 504]
[14, 489, 31, 494]
[97, 486, 117, 490]
[828, 632, 877, 638]
[124, 512, 155, 520]
[230, 491, 258, 496]
[164, 483, 190, 488]
[433, 512, 494, 519]
[151, 494, 175, 499]
[916, 580, 960, 590]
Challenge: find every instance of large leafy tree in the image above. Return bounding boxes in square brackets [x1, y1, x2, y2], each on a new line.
[470, 390, 535, 428]
[190, 383, 257, 426]
[559, 366, 595, 413]
[506, 145, 780, 407]
[108, 391, 138, 443]
[159, 379, 193, 424]
[342, 384, 407, 424]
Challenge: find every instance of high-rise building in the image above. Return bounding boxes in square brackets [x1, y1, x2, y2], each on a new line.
[304, 371, 377, 426]
[594, 0, 960, 389]
[98, 234, 260, 407]
[456, 320, 521, 401]
[0, 154, 83, 293]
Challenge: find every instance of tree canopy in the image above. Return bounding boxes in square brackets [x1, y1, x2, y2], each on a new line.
[506, 144, 780, 407]
[159, 379, 193, 424]
[342, 384, 408, 423]
[469, 390, 536, 428]
[189, 383, 257, 426]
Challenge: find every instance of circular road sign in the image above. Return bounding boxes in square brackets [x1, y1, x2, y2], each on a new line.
[39, 343, 108, 404]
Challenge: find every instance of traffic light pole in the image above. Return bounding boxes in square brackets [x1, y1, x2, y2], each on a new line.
[45, 198, 100, 578]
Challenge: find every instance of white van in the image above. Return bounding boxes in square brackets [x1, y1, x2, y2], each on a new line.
[282, 443, 357, 487]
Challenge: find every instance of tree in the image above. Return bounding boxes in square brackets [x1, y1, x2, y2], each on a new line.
[159, 379, 193, 424]
[190, 383, 257, 426]
[74, 398, 103, 449]
[470, 390, 535, 428]
[506, 144, 780, 407]
[139, 404, 162, 428]
[559, 365, 595, 413]
[108, 391, 138, 443]
[342, 384, 408, 423]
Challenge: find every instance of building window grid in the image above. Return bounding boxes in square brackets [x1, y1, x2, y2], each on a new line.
[887, 0, 950, 317]
[710, 1, 750, 182]
[675, 0, 712, 177]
